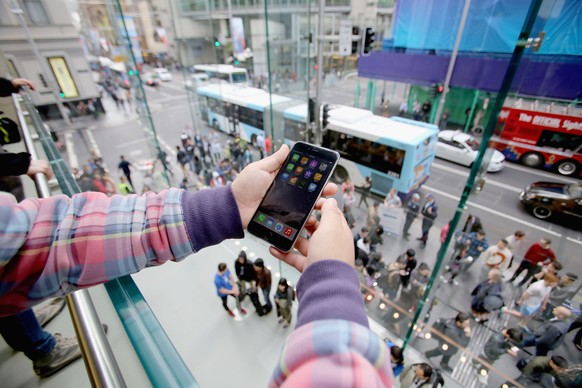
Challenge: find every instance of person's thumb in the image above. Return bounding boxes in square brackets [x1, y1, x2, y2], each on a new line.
[253, 144, 289, 172]
[318, 197, 345, 227]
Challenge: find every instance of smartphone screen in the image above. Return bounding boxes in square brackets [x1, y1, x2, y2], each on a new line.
[248, 142, 339, 252]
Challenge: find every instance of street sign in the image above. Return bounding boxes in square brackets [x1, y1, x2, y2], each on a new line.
[339, 19, 352, 56]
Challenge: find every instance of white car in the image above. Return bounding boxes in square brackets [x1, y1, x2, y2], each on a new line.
[154, 68, 173, 81]
[436, 130, 505, 172]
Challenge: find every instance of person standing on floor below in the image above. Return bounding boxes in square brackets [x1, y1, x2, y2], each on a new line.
[424, 312, 471, 373]
[509, 237, 556, 287]
[357, 176, 372, 208]
[274, 278, 294, 329]
[418, 194, 438, 248]
[402, 193, 420, 239]
[117, 155, 134, 189]
[253, 258, 272, 315]
[214, 263, 246, 318]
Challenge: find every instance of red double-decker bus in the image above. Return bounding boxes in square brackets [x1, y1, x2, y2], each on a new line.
[493, 108, 582, 177]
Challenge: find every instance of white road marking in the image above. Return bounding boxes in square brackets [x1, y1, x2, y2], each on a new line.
[64, 132, 79, 169]
[432, 162, 523, 193]
[423, 184, 562, 237]
[504, 162, 579, 184]
[566, 237, 582, 246]
[115, 137, 154, 148]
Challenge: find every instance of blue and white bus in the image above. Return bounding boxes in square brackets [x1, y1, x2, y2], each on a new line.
[321, 106, 439, 198]
[196, 84, 292, 143]
[193, 65, 249, 86]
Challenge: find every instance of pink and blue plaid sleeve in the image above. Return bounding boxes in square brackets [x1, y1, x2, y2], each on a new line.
[270, 320, 393, 387]
[0, 189, 193, 316]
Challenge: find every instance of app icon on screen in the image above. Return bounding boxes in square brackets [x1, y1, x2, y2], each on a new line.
[300, 157, 309, 165]
[257, 214, 266, 223]
[308, 183, 317, 192]
[281, 173, 290, 181]
[275, 223, 284, 232]
[309, 160, 318, 169]
[295, 166, 304, 174]
[313, 173, 323, 182]
[299, 179, 308, 188]
[291, 154, 300, 162]
[289, 176, 298, 185]
[319, 163, 328, 171]
[284, 228, 293, 237]
[304, 170, 313, 179]
[286, 163, 295, 171]
[266, 218, 274, 227]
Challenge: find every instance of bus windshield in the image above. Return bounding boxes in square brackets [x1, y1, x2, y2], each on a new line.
[231, 72, 248, 84]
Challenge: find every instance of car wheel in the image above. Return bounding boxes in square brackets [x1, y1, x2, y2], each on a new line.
[556, 160, 579, 176]
[332, 165, 348, 182]
[520, 152, 544, 168]
[532, 205, 552, 219]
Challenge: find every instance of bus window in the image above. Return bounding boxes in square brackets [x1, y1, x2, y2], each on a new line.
[208, 97, 225, 115]
[199, 96, 209, 121]
[238, 106, 264, 129]
[537, 130, 582, 153]
[231, 72, 247, 84]
[284, 119, 306, 142]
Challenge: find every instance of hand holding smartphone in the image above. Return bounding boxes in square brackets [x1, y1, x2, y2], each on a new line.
[248, 142, 340, 252]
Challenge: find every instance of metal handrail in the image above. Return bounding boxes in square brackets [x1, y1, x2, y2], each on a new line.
[12, 93, 126, 387]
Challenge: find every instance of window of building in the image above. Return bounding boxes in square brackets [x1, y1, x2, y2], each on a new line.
[21, 0, 50, 25]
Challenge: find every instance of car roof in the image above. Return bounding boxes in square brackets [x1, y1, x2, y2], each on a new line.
[439, 130, 472, 142]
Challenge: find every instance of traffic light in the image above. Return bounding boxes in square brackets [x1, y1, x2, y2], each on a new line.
[437, 84, 444, 93]
[234, 59, 240, 65]
[363, 27, 375, 54]
[308, 98, 316, 124]
[128, 69, 135, 76]
[322, 104, 330, 130]
[351, 26, 360, 54]
[214, 37, 221, 47]
[59, 91, 65, 98]
[429, 84, 444, 98]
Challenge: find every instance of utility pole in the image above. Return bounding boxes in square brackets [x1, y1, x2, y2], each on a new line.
[314, 0, 325, 144]
[434, 0, 472, 126]
[10, 0, 72, 127]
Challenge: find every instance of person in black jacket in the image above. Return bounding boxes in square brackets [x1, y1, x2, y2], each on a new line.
[521, 306, 572, 356]
[424, 312, 471, 372]
[471, 327, 523, 374]
[418, 194, 438, 248]
[234, 250, 257, 295]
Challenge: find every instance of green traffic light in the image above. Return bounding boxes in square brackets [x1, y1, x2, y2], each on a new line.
[128, 70, 135, 75]
[234, 60, 240, 65]
[59, 92, 65, 98]
[214, 41, 221, 47]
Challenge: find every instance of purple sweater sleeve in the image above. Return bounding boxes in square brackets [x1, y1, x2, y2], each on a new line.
[296, 260, 369, 328]
[181, 185, 244, 251]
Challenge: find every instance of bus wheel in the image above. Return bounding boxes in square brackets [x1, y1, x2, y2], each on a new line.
[532, 205, 552, 220]
[556, 160, 579, 176]
[332, 166, 348, 182]
[520, 152, 544, 169]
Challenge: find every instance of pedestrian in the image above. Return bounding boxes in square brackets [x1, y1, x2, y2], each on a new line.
[516, 355, 568, 386]
[398, 101, 408, 117]
[214, 262, 246, 318]
[418, 194, 438, 248]
[176, 145, 189, 177]
[357, 176, 372, 208]
[470, 269, 504, 323]
[367, 201, 381, 230]
[462, 214, 482, 234]
[504, 230, 526, 269]
[265, 135, 272, 155]
[528, 260, 563, 287]
[396, 249, 417, 289]
[509, 238, 556, 287]
[503, 273, 559, 327]
[117, 155, 134, 188]
[421, 100, 432, 122]
[386, 342, 405, 377]
[234, 250, 256, 299]
[194, 131, 205, 159]
[399, 363, 436, 388]
[356, 236, 371, 266]
[1, 144, 394, 386]
[243, 145, 253, 167]
[384, 188, 402, 208]
[377, 260, 402, 301]
[399, 263, 430, 311]
[353, 227, 369, 260]
[91, 171, 108, 195]
[179, 177, 189, 191]
[253, 258, 272, 315]
[211, 137, 222, 164]
[541, 273, 578, 320]
[210, 171, 226, 187]
[471, 327, 523, 375]
[274, 278, 294, 328]
[519, 306, 572, 356]
[369, 225, 384, 252]
[480, 239, 512, 277]
[439, 109, 449, 131]
[402, 193, 420, 239]
[424, 312, 471, 373]
[343, 186, 356, 229]
[117, 176, 134, 195]
[256, 133, 265, 159]
[341, 177, 355, 194]
[444, 229, 488, 284]
[412, 99, 421, 121]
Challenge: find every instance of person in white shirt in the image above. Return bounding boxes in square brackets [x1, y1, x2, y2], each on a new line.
[384, 188, 402, 208]
[504, 230, 526, 268]
[503, 273, 559, 327]
[480, 239, 513, 278]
